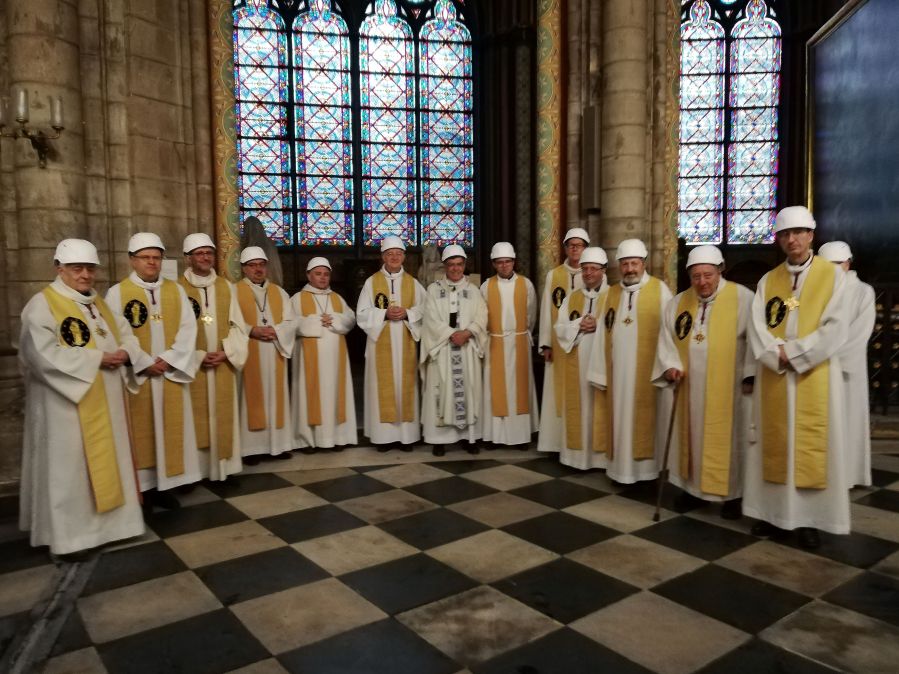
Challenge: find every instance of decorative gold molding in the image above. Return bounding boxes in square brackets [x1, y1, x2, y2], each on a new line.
[662, 0, 681, 289]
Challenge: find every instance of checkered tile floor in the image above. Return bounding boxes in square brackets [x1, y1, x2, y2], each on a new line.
[3, 450, 899, 674]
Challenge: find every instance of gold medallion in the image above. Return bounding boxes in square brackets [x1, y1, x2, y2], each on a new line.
[150, 313, 163, 322]
[785, 296, 800, 311]
[200, 314, 214, 324]
[694, 333, 705, 343]
[622, 316, 634, 325]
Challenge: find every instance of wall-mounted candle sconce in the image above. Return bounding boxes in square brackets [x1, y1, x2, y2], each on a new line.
[0, 89, 65, 169]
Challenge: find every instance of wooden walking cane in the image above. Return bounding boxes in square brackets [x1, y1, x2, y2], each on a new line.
[653, 382, 681, 522]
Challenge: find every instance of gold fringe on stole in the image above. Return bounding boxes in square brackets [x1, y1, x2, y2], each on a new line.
[120, 279, 185, 477]
[761, 258, 835, 489]
[563, 291, 587, 449]
[486, 276, 530, 417]
[372, 273, 416, 423]
[237, 281, 286, 431]
[550, 266, 569, 416]
[178, 277, 236, 459]
[42, 288, 125, 513]
[299, 291, 348, 426]
[673, 284, 738, 496]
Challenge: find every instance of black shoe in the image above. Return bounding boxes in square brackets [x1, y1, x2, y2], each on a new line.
[55, 549, 95, 563]
[377, 445, 391, 453]
[517, 443, 530, 451]
[721, 499, 742, 520]
[797, 527, 821, 550]
[432, 445, 446, 457]
[330, 447, 344, 452]
[243, 455, 261, 466]
[300, 447, 317, 455]
[751, 520, 777, 537]
[466, 443, 480, 455]
[150, 489, 181, 511]
[673, 491, 703, 512]
[400, 444, 413, 453]
[273, 452, 293, 460]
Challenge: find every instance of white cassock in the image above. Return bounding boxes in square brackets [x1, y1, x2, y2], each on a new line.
[291, 285, 357, 449]
[181, 270, 248, 481]
[107, 273, 200, 492]
[588, 272, 673, 483]
[238, 278, 296, 456]
[746, 256, 850, 534]
[19, 279, 145, 554]
[651, 279, 755, 501]
[356, 267, 425, 445]
[480, 274, 539, 445]
[537, 262, 583, 452]
[555, 286, 608, 470]
[421, 278, 488, 444]
[839, 271, 875, 487]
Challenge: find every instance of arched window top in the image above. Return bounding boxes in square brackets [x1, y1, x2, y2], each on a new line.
[682, 0, 725, 41]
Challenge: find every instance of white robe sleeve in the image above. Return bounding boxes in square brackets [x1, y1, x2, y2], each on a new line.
[330, 294, 356, 335]
[293, 294, 324, 338]
[782, 269, 849, 374]
[356, 278, 387, 342]
[538, 270, 553, 351]
[840, 282, 875, 374]
[404, 279, 426, 342]
[749, 275, 787, 374]
[651, 295, 682, 388]
[737, 286, 757, 382]
[460, 288, 488, 357]
[587, 294, 610, 389]
[554, 296, 584, 354]
[421, 286, 456, 362]
[527, 278, 538, 337]
[223, 284, 249, 371]
[273, 286, 297, 358]
[161, 284, 199, 383]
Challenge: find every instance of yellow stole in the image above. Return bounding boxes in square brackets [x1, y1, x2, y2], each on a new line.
[372, 272, 416, 423]
[563, 288, 603, 450]
[761, 257, 835, 489]
[486, 275, 530, 417]
[593, 277, 662, 459]
[299, 290, 348, 426]
[673, 282, 739, 496]
[237, 280, 286, 431]
[178, 276, 236, 459]
[41, 287, 126, 513]
[119, 278, 185, 477]
[549, 265, 571, 416]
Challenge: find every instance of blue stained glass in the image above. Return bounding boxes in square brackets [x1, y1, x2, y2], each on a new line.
[680, 177, 724, 213]
[364, 211, 416, 244]
[679, 108, 724, 144]
[423, 145, 472, 180]
[363, 142, 415, 177]
[679, 210, 723, 245]
[423, 213, 473, 247]
[726, 209, 775, 243]
[727, 141, 778, 176]
[731, 107, 776, 141]
[680, 143, 724, 178]
[299, 210, 353, 246]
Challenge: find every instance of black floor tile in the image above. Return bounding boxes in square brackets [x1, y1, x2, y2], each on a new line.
[696, 638, 839, 674]
[203, 472, 294, 498]
[0, 611, 28, 659]
[97, 609, 268, 674]
[492, 558, 639, 623]
[871, 469, 899, 488]
[340, 553, 477, 615]
[509, 479, 606, 509]
[501, 512, 619, 555]
[145, 500, 248, 539]
[632, 515, 756, 561]
[822, 571, 899, 626]
[854, 488, 899, 513]
[353, 464, 398, 473]
[772, 529, 899, 569]
[258, 505, 366, 544]
[82, 541, 187, 596]
[512, 458, 590, 479]
[196, 547, 330, 605]
[472, 627, 653, 674]
[301, 474, 394, 502]
[49, 608, 91, 657]
[425, 459, 503, 474]
[617, 480, 701, 513]
[279, 618, 460, 674]
[403, 476, 498, 506]
[0, 537, 50, 574]
[653, 565, 810, 633]
[379, 508, 489, 550]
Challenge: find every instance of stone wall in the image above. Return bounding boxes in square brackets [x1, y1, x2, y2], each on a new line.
[0, 0, 214, 494]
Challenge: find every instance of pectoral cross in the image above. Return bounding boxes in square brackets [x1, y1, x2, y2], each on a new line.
[622, 316, 633, 325]
[694, 333, 705, 343]
[200, 314, 214, 324]
[785, 296, 800, 311]
[150, 314, 163, 322]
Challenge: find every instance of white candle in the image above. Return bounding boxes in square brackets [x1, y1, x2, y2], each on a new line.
[15, 89, 28, 122]
[51, 96, 63, 129]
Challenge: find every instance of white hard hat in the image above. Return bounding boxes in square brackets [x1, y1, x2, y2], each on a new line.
[490, 242, 516, 260]
[441, 244, 467, 262]
[306, 256, 331, 271]
[128, 232, 165, 254]
[616, 239, 648, 260]
[774, 206, 816, 234]
[818, 241, 852, 263]
[580, 247, 609, 266]
[563, 227, 590, 245]
[183, 233, 216, 254]
[54, 239, 100, 265]
[380, 236, 406, 252]
[239, 246, 268, 264]
[686, 245, 724, 268]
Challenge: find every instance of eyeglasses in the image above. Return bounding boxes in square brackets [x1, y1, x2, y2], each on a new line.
[564, 242, 586, 250]
[188, 250, 215, 258]
[132, 255, 164, 263]
[243, 261, 267, 269]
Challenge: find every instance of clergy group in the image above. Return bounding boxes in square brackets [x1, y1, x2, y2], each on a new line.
[19, 205, 874, 558]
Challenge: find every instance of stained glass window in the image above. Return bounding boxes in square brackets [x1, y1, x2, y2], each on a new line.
[678, 0, 782, 245]
[232, 0, 476, 249]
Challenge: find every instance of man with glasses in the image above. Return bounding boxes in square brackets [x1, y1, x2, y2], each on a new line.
[106, 233, 200, 510]
[180, 233, 248, 481]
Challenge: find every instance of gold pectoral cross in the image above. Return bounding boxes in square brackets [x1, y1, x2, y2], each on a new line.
[150, 313, 163, 322]
[622, 316, 634, 325]
[694, 333, 705, 343]
[200, 314, 214, 324]
[785, 296, 800, 311]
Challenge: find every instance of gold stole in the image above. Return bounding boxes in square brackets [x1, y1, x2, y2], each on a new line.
[549, 265, 570, 416]
[237, 281, 286, 431]
[120, 278, 185, 477]
[372, 272, 416, 423]
[761, 257, 835, 489]
[593, 277, 662, 459]
[178, 276, 236, 458]
[486, 275, 530, 417]
[563, 289, 603, 450]
[674, 283, 738, 496]
[41, 288, 126, 513]
[299, 290, 348, 426]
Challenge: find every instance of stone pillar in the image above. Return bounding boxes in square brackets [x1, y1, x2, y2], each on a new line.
[600, 0, 648, 275]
